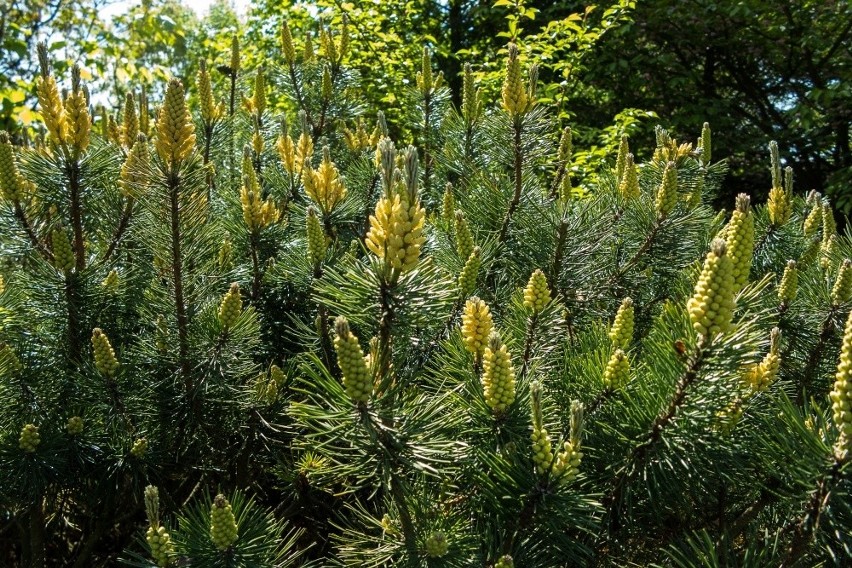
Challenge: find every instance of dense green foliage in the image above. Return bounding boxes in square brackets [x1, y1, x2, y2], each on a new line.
[4, 0, 849, 203]
[1, 3, 852, 568]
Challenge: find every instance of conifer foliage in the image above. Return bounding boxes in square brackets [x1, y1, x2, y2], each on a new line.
[0, 17, 850, 568]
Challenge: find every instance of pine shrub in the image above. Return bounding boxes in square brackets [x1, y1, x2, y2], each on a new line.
[0, 20, 850, 568]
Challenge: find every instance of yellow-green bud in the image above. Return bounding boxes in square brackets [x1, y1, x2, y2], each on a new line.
[64, 66, 90, 155]
[306, 207, 327, 267]
[139, 87, 150, 136]
[654, 161, 678, 218]
[687, 172, 704, 208]
[769, 141, 782, 190]
[302, 145, 348, 214]
[609, 297, 634, 349]
[365, 192, 426, 275]
[197, 60, 222, 124]
[615, 135, 629, 184]
[252, 67, 266, 115]
[270, 364, 286, 388]
[120, 134, 151, 198]
[52, 228, 75, 272]
[66, 415, 84, 435]
[321, 64, 333, 100]
[558, 126, 573, 163]
[743, 327, 781, 392]
[603, 349, 630, 390]
[687, 239, 736, 339]
[219, 239, 233, 270]
[778, 260, 798, 304]
[303, 32, 315, 63]
[381, 514, 398, 536]
[416, 47, 434, 94]
[523, 269, 550, 314]
[230, 35, 240, 76]
[832, 259, 852, 306]
[802, 195, 822, 238]
[425, 531, 448, 557]
[715, 399, 744, 436]
[218, 283, 242, 329]
[122, 92, 138, 149]
[461, 63, 482, 125]
[145, 485, 161, 527]
[501, 43, 528, 116]
[319, 26, 338, 63]
[552, 401, 584, 484]
[462, 297, 493, 357]
[831, 309, 852, 462]
[36, 52, 68, 145]
[92, 328, 120, 377]
[454, 211, 474, 261]
[333, 316, 373, 403]
[0, 132, 24, 201]
[481, 332, 516, 414]
[442, 182, 455, 224]
[155, 79, 196, 167]
[281, 22, 296, 65]
[725, 194, 755, 293]
[495, 555, 514, 568]
[255, 373, 278, 405]
[618, 153, 639, 200]
[458, 247, 482, 297]
[699, 122, 711, 164]
[768, 158, 793, 226]
[529, 380, 554, 475]
[530, 425, 553, 476]
[19, 424, 40, 453]
[0, 343, 22, 373]
[130, 437, 148, 458]
[146, 524, 174, 567]
[822, 234, 840, 273]
[210, 494, 239, 550]
[102, 269, 119, 291]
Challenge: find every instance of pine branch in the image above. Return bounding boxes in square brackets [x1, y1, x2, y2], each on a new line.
[168, 171, 191, 383]
[548, 160, 568, 199]
[587, 388, 616, 416]
[229, 71, 237, 193]
[102, 197, 134, 264]
[781, 458, 844, 567]
[29, 497, 45, 568]
[250, 232, 262, 301]
[422, 91, 433, 198]
[753, 223, 776, 258]
[799, 306, 839, 405]
[608, 216, 664, 286]
[361, 173, 380, 240]
[520, 313, 538, 380]
[501, 487, 542, 555]
[497, 115, 524, 246]
[64, 274, 82, 363]
[312, 263, 335, 376]
[726, 477, 781, 542]
[202, 122, 215, 201]
[376, 280, 396, 396]
[389, 473, 418, 555]
[13, 200, 52, 262]
[66, 158, 86, 271]
[285, 59, 317, 139]
[550, 216, 568, 291]
[602, 344, 705, 535]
